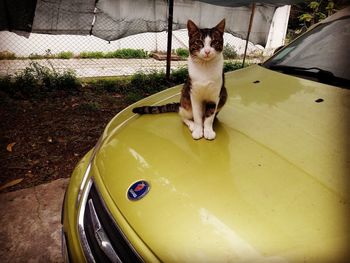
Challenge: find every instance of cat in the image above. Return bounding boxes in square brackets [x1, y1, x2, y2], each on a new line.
[132, 19, 227, 140]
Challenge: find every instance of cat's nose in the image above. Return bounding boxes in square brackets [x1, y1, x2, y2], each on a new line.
[204, 49, 211, 55]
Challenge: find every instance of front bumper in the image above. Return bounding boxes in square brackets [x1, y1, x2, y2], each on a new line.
[61, 150, 154, 263]
[61, 227, 71, 263]
[77, 178, 143, 263]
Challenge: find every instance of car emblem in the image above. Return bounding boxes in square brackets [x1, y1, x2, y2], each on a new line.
[127, 180, 150, 201]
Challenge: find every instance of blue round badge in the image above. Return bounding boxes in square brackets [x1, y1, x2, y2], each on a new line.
[127, 180, 150, 201]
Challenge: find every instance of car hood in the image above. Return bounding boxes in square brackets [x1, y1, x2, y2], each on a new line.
[93, 65, 350, 262]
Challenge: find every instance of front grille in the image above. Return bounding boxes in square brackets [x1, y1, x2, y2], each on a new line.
[79, 181, 143, 263]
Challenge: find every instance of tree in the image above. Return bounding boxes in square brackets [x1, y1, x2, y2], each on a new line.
[298, 1, 335, 28]
[288, 0, 346, 38]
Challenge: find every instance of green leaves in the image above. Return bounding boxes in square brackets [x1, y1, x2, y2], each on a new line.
[308, 1, 320, 10]
[299, 13, 313, 22]
[298, 0, 336, 27]
[0, 62, 80, 97]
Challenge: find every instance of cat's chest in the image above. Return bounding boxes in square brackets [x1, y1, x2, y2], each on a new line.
[189, 61, 222, 93]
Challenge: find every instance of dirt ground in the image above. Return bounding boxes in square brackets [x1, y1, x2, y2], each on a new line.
[0, 88, 128, 193]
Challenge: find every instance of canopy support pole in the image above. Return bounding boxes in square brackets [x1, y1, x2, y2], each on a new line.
[242, 3, 256, 68]
[166, 0, 174, 81]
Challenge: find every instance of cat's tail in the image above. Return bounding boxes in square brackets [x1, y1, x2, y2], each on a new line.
[132, 102, 180, 114]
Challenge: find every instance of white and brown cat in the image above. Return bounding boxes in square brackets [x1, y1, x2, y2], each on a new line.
[133, 19, 227, 140]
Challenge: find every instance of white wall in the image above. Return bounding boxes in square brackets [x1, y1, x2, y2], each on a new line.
[264, 5, 291, 56]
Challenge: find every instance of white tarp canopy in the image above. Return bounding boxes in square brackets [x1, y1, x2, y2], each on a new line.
[92, 0, 277, 45]
[1, 0, 302, 46]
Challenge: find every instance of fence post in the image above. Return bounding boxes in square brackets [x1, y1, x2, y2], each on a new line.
[166, 0, 174, 81]
[242, 3, 256, 68]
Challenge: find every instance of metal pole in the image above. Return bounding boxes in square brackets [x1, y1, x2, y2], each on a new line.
[242, 3, 256, 68]
[166, 0, 174, 81]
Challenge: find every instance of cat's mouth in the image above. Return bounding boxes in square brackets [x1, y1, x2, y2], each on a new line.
[191, 51, 216, 61]
[200, 54, 215, 61]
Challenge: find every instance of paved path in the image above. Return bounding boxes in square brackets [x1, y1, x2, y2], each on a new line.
[0, 178, 69, 263]
[0, 58, 187, 78]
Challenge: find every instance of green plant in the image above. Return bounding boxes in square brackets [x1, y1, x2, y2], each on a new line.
[1, 62, 80, 97]
[106, 49, 149, 59]
[0, 51, 16, 60]
[299, 1, 335, 27]
[125, 90, 145, 104]
[79, 51, 104, 59]
[57, 51, 74, 59]
[223, 44, 238, 59]
[223, 61, 246, 72]
[130, 71, 168, 95]
[99, 79, 127, 93]
[175, 48, 189, 59]
[28, 53, 44, 60]
[44, 49, 54, 58]
[169, 67, 188, 84]
[0, 76, 15, 94]
[288, 0, 338, 38]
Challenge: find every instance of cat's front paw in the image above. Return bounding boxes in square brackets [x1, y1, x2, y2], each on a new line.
[187, 121, 195, 132]
[192, 127, 203, 140]
[204, 128, 216, 140]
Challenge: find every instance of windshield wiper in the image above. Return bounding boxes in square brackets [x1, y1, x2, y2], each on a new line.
[268, 65, 334, 79]
[267, 65, 350, 88]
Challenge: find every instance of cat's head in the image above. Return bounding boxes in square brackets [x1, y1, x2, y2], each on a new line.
[187, 19, 225, 61]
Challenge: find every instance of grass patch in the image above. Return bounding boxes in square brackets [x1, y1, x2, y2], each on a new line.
[78, 49, 149, 59]
[0, 60, 248, 101]
[175, 48, 189, 59]
[0, 62, 80, 97]
[79, 51, 104, 59]
[57, 51, 74, 59]
[105, 48, 149, 59]
[223, 61, 246, 72]
[0, 51, 16, 60]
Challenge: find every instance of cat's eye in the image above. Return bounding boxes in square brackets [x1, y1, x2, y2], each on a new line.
[211, 40, 219, 45]
[195, 40, 203, 46]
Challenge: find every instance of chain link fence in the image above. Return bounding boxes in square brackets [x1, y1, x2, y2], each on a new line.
[0, 29, 264, 79]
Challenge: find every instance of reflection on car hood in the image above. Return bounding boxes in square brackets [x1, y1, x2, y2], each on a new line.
[94, 65, 350, 262]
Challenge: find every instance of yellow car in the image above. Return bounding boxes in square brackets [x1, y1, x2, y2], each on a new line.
[62, 8, 350, 263]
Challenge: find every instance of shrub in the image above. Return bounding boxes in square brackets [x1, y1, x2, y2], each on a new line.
[0, 62, 80, 97]
[28, 53, 44, 60]
[44, 49, 54, 58]
[223, 44, 238, 59]
[108, 49, 149, 59]
[94, 78, 129, 94]
[79, 51, 104, 59]
[0, 76, 15, 94]
[57, 51, 74, 59]
[170, 67, 188, 84]
[0, 51, 16, 60]
[223, 61, 246, 72]
[125, 90, 145, 104]
[130, 71, 168, 95]
[175, 48, 189, 59]
[13, 65, 40, 96]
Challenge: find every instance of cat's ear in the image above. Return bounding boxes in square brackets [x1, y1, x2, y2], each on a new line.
[215, 19, 225, 34]
[187, 20, 199, 36]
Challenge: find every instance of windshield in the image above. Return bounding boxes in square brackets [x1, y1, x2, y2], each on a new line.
[264, 16, 350, 88]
